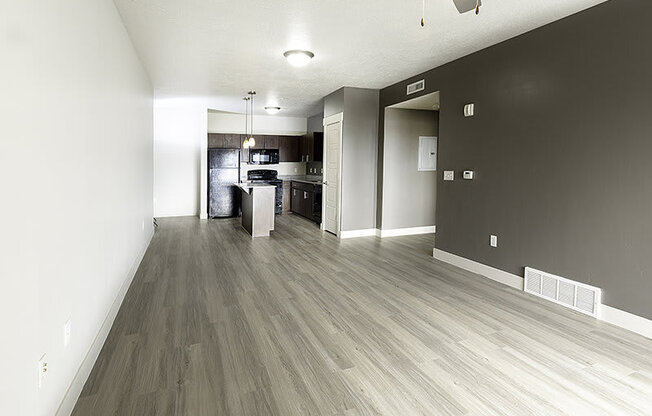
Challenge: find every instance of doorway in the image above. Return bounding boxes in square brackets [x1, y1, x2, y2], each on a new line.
[380, 92, 439, 237]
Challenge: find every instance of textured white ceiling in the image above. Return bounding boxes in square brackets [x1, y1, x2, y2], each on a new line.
[113, 0, 606, 116]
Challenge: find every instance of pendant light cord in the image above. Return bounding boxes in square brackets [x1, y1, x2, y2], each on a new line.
[421, 0, 425, 27]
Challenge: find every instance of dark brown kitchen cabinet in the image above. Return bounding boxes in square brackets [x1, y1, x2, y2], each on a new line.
[224, 134, 240, 149]
[290, 181, 321, 223]
[247, 135, 264, 149]
[208, 133, 241, 149]
[299, 132, 324, 162]
[300, 134, 313, 162]
[208, 133, 225, 148]
[279, 136, 300, 162]
[290, 186, 305, 216]
[313, 132, 323, 162]
[264, 135, 279, 149]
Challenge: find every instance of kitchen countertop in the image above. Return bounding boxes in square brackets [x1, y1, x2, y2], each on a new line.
[235, 182, 277, 194]
[279, 175, 323, 185]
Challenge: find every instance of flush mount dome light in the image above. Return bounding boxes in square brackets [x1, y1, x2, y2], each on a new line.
[283, 50, 314, 67]
[264, 106, 281, 115]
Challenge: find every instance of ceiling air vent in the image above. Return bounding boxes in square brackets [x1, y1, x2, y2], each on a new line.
[406, 79, 425, 95]
[524, 267, 601, 318]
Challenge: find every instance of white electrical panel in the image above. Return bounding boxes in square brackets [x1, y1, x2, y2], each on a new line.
[418, 136, 437, 171]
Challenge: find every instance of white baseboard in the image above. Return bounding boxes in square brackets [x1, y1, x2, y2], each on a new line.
[433, 248, 652, 340]
[339, 229, 378, 239]
[601, 305, 652, 340]
[433, 248, 524, 290]
[379, 225, 435, 238]
[55, 229, 155, 416]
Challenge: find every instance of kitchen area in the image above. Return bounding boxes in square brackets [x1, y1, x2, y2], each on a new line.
[207, 112, 324, 237]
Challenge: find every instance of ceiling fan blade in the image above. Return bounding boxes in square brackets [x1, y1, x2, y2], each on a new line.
[452, 0, 481, 14]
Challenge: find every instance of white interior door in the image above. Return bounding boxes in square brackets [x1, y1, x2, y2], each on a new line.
[322, 114, 342, 235]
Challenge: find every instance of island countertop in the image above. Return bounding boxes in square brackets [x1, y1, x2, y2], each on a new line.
[235, 182, 277, 194]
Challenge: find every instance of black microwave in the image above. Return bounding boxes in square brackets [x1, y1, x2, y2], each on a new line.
[249, 149, 279, 165]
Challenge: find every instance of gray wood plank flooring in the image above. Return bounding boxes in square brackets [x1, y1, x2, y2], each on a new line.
[72, 214, 652, 416]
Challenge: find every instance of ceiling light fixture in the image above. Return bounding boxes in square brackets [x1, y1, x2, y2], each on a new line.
[283, 50, 314, 67]
[264, 106, 281, 115]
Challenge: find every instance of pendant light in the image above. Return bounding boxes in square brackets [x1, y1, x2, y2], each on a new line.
[247, 90, 256, 148]
[241, 90, 257, 148]
[242, 96, 251, 148]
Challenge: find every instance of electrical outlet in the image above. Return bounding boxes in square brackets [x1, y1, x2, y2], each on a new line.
[38, 354, 48, 389]
[293, 167, 297, 173]
[64, 320, 71, 348]
[444, 171, 454, 181]
[490, 235, 498, 247]
[141, 220, 145, 231]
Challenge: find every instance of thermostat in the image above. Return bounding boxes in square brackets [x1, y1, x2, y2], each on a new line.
[463, 170, 474, 180]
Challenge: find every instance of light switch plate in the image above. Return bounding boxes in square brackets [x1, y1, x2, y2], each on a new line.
[444, 171, 454, 181]
[490, 235, 498, 247]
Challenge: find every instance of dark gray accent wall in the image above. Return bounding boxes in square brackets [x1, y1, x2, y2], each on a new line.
[382, 109, 439, 230]
[379, 0, 652, 319]
[342, 87, 379, 231]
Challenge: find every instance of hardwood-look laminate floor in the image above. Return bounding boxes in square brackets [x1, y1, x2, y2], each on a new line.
[72, 214, 652, 416]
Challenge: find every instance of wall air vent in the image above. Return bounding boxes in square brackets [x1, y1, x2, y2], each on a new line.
[524, 267, 601, 318]
[406, 79, 425, 95]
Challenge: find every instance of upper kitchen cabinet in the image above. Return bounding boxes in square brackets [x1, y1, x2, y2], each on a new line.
[246, 135, 265, 149]
[208, 133, 241, 149]
[300, 132, 323, 162]
[264, 135, 279, 149]
[224, 134, 241, 149]
[208, 133, 225, 148]
[313, 132, 323, 162]
[279, 136, 300, 162]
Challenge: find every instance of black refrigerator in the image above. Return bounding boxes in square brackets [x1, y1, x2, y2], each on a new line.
[208, 149, 241, 218]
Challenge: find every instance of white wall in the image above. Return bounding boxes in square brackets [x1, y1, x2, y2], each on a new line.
[0, 1, 153, 415]
[154, 105, 307, 218]
[154, 101, 204, 217]
[208, 111, 307, 135]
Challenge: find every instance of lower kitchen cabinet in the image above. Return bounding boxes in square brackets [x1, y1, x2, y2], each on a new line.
[290, 181, 322, 224]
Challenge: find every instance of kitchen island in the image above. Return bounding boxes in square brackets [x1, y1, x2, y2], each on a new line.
[236, 182, 276, 238]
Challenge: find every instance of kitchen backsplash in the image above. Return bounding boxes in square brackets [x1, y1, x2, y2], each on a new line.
[240, 162, 306, 181]
[306, 161, 323, 176]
